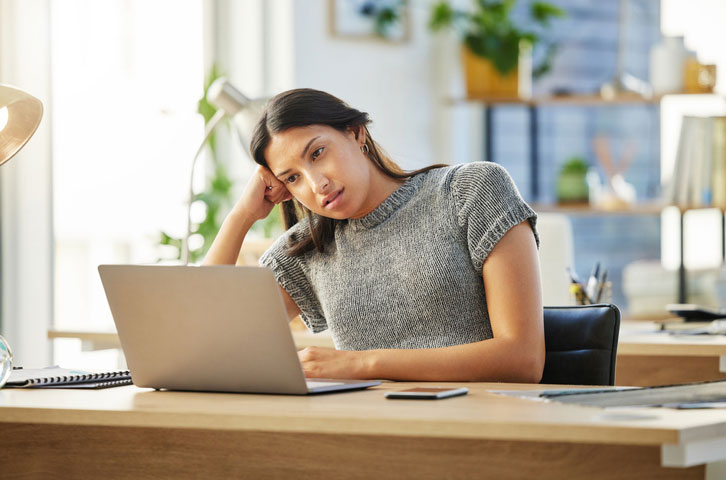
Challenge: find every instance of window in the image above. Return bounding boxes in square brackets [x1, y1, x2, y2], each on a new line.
[50, 0, 204, 368]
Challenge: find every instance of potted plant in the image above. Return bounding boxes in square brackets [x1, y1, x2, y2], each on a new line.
[556, 156, 589, 204]
[429, 0, 565, 99]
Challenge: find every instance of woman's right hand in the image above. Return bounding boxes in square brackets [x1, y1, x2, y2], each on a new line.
[236, 164, 293, 223]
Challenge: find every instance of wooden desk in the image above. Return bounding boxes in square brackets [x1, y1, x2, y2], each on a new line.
[2, 383, 726, 479]
[50, 323, 726, 387]
[617, 322, 726, 387]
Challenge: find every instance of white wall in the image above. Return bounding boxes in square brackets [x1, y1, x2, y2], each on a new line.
[286, 0, 480, 170]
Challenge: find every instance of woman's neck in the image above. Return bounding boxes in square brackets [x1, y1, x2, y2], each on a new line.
[350, 169, 406, 219]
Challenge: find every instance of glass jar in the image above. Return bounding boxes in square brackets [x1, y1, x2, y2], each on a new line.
[0, 334, 13, 389]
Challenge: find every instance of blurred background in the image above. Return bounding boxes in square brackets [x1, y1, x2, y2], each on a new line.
[1, 0, 725, 370]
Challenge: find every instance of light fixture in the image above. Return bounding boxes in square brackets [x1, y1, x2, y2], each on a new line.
[182, 78, 264, 264]
[0, 84, 44, 388]
[0, 84, 43, 166]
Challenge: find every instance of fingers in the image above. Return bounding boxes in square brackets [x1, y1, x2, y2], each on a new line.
[264, 183, 292, 204]
[257, 165, 292, 204]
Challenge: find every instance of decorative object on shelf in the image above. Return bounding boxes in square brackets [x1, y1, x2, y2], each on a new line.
[684, 58, 717, 94]
[329, 0, 408, 42]
[556, 156, 589, 204]
[429, 0, 564, 99]
[600, 0, 652, 100]
[667, 116, 726, 209]
[0, 83, 44, 387]
[592, 135, 637, 210]
[649, 36, 688, 95]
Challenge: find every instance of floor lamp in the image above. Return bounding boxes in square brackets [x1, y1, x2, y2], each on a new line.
[0, 84, 44, 388]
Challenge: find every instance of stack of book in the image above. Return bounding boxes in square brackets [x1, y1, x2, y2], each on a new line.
[667, 116, 726, 209]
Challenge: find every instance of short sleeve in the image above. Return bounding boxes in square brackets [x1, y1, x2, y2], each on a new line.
[450, 162, 539, 272]
[258, 222, 328, 333]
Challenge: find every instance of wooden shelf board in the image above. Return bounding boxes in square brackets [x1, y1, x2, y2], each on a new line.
[448, 92, 724, 107]
[532, 202, 666, 215]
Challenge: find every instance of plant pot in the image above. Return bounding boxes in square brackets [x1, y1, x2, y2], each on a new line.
[461, 43, 532, 99]
[556, 172, 589, 204]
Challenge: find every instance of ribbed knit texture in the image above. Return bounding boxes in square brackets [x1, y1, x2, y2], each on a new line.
[259, 162, 539, 351]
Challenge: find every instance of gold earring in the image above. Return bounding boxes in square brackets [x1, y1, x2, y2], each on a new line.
[361, 144, 369, 154]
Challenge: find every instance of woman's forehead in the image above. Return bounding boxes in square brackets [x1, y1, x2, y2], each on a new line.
[265, 125, 344, 169]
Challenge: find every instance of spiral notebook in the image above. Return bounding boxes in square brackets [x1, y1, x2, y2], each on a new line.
[6, 366, 132, 389]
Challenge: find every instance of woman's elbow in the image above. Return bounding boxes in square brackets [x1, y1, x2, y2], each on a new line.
[517, 345, 545, 384]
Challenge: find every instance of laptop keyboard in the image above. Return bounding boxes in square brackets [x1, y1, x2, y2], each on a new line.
[306, 380, 345, 389]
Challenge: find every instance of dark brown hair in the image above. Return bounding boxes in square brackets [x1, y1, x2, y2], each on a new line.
[250, 88, 445, 256]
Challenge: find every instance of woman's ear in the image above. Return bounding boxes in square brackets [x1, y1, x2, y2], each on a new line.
[349, 126, 366, 146]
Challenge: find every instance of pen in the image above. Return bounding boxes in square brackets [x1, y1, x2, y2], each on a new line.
[567, 268, 591, 305]
[596, 269, 608, 303]
[585, 262, 600, 301]
[569, 283, 590, 305]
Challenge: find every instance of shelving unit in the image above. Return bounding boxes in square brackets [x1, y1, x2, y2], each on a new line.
[453, 92, 724, 201]
[457, 92, 726, 303]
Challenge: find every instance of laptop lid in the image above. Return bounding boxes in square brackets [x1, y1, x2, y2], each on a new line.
[98, 265, 379, 395]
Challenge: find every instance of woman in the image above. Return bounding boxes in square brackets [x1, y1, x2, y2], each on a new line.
[204, 88, 544, 383]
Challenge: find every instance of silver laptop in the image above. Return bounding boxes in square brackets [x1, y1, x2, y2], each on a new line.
[98, 264, 381, 394]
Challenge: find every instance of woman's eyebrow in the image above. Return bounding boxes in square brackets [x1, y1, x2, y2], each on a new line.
[300, 135, 321, 159]
[274, 135, 321, 179]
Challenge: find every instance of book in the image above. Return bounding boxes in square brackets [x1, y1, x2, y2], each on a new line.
[6, 366, 132, 389]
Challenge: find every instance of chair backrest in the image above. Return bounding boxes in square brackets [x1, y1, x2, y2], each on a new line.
[540, 304, 621, 386]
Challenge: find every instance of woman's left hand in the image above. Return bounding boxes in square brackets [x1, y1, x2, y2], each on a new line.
[297, 346, 369, 379]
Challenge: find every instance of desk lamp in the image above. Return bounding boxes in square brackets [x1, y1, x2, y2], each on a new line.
[0, 84, 44, 388]
[182, 78, 263, 264]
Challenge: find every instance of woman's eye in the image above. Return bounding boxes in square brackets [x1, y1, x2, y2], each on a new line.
[311, 147, 324, 160]
[286, 174, 299, 184]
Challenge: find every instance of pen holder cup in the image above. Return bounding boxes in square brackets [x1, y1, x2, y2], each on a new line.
[570, 281, 612, 305]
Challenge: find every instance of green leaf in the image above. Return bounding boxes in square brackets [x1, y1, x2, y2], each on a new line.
[561, 156, 589, 174]
[531, 1, 566, 26]
[429, 1, 454, 31]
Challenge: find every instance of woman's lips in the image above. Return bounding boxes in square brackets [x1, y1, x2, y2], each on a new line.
[323, 189, 343, 209]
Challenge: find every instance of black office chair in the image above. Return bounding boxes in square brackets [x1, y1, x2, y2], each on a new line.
[540, 304, 621, 386]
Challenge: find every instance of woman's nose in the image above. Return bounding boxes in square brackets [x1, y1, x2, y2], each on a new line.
[310, 173, 330, 194]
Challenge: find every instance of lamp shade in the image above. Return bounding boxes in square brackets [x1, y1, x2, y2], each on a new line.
[668, 116, 726, 209]
[0, 84, 43, 166]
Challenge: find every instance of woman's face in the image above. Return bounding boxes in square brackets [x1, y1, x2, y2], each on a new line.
[265, 124, 375, 219]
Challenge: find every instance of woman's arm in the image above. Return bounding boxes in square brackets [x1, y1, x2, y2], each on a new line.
[203, 166, 301, 320]
[203, 165, 291, 266]
[298, 221, 545, 383]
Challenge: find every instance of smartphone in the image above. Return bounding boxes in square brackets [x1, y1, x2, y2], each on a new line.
[384, 387, 469, 400]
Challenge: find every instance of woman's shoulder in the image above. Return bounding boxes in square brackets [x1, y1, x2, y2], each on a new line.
[420, 162, 513, 196]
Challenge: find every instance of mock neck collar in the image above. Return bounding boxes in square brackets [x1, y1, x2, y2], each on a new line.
[347, 172, 428, 231]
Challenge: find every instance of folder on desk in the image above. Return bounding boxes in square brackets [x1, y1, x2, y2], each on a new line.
[6, 367, 132, 389]
[541, 379, 726, 408]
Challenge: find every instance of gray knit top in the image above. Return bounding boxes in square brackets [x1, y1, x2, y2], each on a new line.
[259, 162, 539, 351]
